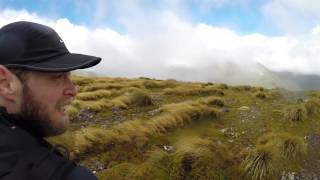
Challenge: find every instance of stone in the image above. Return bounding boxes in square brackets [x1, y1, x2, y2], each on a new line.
[239, 106, 250, 111]
[163, 145, 175, 153]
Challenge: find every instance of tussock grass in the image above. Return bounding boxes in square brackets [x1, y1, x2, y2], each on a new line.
[66, 106, 79, 120]
[232, 85, 253, 91]
[70, 98, 222, 157]
[76, 90, 113, 101]
[242, 132, 307, 180]
[96, 162, 135, 180]
[163, 86, 224, 96]
[257, 133, 307, 161]
[129, 90, 153, 106]
[309, 91, 320, 99]
[71, 75, 95, 86]
[73, 127, 118, 155]
[71, 99, 110, 112]
[217, 83, 229, 90]
[200, 96, 224, 107]
[82, 83, 126, 92]
[109, 90, 153, 109]
[305, 98, 320, 116]
[168, 137, 231, 179]
[142, 80, 167, 89]
[69, 89, 154, 115]
[110, 96, 131, 109]
[284, 105, 306, 122]
[242, 146, 276, 180]
[123, 137, 232, 180]
[254, 92, 267, 99]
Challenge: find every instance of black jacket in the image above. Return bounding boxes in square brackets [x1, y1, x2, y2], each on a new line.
[0, 108, 97, 180]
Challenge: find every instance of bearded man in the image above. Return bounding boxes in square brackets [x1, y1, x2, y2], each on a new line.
[0, 21, 101, 180]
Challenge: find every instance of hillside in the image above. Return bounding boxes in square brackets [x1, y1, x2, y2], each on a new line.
[49, 75, 320, 180]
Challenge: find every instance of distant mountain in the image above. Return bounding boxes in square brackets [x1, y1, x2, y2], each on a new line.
[73, 61, 320, 91]
[274, 71, 320, 90]
[165, 62, 320, 90]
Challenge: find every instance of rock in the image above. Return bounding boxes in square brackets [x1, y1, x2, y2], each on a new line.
[239, 106, 250, 111]
[306, 131, 320, 149]
[111, 106, 120, 115]
[221, 107, 230, 112]
[220, 128, 229, 133]
[89, 161, 105, 173]
[94, 161, 105, 171]
[163, 145, 175, 153]
[78, 107, 94, 121]
[281, 171, 296, 180]
[148, 108, 161, 116]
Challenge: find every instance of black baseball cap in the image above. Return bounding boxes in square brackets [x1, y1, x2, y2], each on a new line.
[0, 21, 101, 72]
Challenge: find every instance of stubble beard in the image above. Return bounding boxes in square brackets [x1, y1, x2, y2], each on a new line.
[19, 84, 68, 137]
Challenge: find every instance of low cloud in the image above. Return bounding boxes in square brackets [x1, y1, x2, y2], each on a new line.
[0, 8, 320, 86]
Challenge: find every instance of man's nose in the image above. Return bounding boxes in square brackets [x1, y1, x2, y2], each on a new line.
[64, 77, 77, 97]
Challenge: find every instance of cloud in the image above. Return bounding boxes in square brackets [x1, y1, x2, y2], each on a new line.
[263, 0, 320, 34]
[0, 8, 320, 86]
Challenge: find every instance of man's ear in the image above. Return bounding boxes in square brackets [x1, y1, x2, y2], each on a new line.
[0, 65, 20, 101]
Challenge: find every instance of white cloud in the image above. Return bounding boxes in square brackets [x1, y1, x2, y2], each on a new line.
[1, 8, 320, 85]
[263, 0, 320, 34]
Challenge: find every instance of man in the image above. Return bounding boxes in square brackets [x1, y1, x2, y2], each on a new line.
[0, 21, 101, 179]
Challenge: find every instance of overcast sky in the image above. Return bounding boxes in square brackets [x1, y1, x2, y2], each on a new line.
[0, 0, 320, 81]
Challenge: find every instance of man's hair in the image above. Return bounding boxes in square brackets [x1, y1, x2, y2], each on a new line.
[9, 68, 28, 82]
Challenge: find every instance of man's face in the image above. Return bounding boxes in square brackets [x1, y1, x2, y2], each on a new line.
[18, 71, 77, 137]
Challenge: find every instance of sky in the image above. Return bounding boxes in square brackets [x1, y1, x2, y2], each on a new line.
[0, 0, 320, 83]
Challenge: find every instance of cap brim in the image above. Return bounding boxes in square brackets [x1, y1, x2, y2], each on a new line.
[6, 53, 101, 72]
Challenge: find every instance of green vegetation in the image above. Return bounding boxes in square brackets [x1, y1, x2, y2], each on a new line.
[48, 75, 320, 180]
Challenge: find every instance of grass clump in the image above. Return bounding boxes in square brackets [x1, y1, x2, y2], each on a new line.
[96, 163, 135, 180]
[129, 90, 153, 106]
[242, 132, 307, 180]
[284, 105, 306, 122]
[304, 98, 320, 116]
[257, 133, 307, 161]
[66, 106, 79, 120]
[200, 96, 224, 107]
[70, 99, 222, 158]
[127, 137, 232, 180]
[163, 86, 224, 96]
[232, 85, 253, 91]
[142, 80, 167, 89]
[254, 92, 267, 99]
[76, 90, 113, 101]
[169, 137, 232, 179]
[109, 90, 153, 109]
[71, 75, 95, 86]
[82, 83, 125, 92]
[71, 99, 110, 112]
[217, 83, 229, 90]
[242, 146, 276, 180]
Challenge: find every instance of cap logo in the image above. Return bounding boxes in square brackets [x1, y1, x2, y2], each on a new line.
[59, 39, 64, 43]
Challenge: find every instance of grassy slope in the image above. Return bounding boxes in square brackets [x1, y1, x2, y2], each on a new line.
[48, 76, 320, 180]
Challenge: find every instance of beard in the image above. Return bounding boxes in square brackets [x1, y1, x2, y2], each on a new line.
[16, 84, 69, 137]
